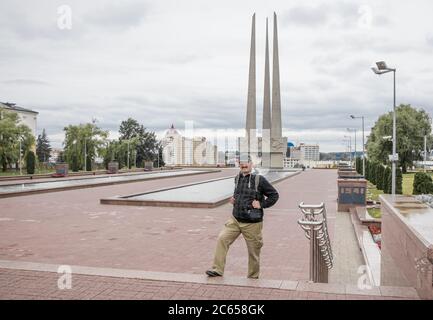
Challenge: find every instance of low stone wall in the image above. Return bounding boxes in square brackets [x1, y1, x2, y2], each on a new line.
[337, 178, 367, 212]
[380, 195, 433, 300]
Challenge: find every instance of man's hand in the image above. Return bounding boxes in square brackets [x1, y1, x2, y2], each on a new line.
[229, 197, 235, 205]
[252, 200, 261, 209]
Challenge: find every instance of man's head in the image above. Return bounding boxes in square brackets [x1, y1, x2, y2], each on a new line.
[239, 155, 253, 175]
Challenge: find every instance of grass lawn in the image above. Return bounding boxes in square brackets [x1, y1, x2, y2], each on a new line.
[367, 172, 433, 219]
[367, 182, 383, 201]
[367, 207, 381, 219]
[403, 173, 415, 195]
[366, 182, 384, 218]
[402, 172, 433, 195]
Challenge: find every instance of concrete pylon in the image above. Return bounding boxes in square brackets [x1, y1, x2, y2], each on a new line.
[271, 12, 282, 139]
[269, 12, 286, 168]
[245, 13, 256, 139]
[262, 18, 271, 134]
[261, 18, 271, 168]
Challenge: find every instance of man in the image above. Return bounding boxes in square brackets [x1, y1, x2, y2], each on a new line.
[206, 157, 279, 279]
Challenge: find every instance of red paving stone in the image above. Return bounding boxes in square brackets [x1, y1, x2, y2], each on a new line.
[0, 168, 336, 281]
[0, 268, 411, 300]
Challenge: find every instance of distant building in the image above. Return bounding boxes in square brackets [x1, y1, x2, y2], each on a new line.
[161, 124, 218, 166]
[289, 146, 302, 160]
[285, 142, 320, 167]
[284, 158, 300, 168]
[49, 148, 62, 163]
[300, 143, 320, 161]
[0, 102, 38, 136]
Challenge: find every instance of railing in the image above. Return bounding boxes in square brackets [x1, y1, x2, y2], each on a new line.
[298, 202, 333, 283]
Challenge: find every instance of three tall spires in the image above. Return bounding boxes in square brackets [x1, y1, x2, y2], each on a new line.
[245, 12, 282, 142]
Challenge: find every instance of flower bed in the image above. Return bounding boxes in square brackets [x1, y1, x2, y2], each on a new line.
[51, 173, 66, 178]
[368, 224, 381, 249]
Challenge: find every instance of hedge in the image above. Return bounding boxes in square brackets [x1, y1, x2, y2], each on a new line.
[413, 172, 433, 195]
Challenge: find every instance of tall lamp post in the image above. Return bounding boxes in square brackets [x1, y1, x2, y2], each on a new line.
[343, 135, 352, 165]
[350, 115, 365, 176]
[19, 136, 22, 175]
[347, 128, 357, 170]
[372, 61, 397, 195]
[84, 138, 87, 171]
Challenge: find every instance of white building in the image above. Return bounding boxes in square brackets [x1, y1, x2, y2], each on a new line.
[284, 157, 301, 168]
[49, 148, 63, 163]
[0, 102, 38, 136]
[300, 143, 320, 161]
[161, 125, 218, 166]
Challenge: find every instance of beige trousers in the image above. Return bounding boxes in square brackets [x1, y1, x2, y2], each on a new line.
[211, 217, 263, 278]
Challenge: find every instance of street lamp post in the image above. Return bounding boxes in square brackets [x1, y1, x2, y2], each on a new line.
[127, 139, 130, 170]
[350, 115, 365, 176]
[19, 138, 22, 175]
[84, 138, 87, 171]
[347, 128, 357, 170]
[344, 135, 352, 165]
[424, 134, 427, 173]
[372, 61, 397, 195]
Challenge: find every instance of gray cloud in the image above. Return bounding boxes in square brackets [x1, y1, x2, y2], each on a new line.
[83, 1, 150, 30]
[1, 79, 51, 86]
[280, 1, 361, 29]
[1, 0, 432, 153]
[427, 34, 433, 47]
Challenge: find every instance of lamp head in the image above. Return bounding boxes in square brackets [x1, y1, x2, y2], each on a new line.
[371, 67, 381, 74]
[376, 61, 388, 70]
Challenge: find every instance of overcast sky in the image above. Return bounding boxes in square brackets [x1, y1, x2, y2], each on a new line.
[1, 0, 433, 152]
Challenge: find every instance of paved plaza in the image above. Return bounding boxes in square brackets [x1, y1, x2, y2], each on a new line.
[0, 168, 418, 299]
[0, 169, 337, 279]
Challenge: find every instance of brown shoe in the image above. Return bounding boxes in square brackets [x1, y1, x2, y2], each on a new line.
[205, 270, 222, 277]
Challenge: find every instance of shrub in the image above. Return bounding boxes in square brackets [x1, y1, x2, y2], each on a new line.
[383, 167, 392, 194]
[365, 159, 370, 180]
[413, 172, 433, 195]
[370, 162, 378, 185]
[72, 154, 79, 172]
[376, 164, 385, 190]
[396, 168, 403, 194]
[86, 154, 92, 171]
[26, 151, 35, 174]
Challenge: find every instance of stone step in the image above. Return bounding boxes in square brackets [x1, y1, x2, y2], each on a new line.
[0, 259, 420, 299]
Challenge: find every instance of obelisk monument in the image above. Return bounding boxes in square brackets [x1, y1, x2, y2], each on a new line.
[261, 18, 271, 168]
[269, 12, 286, 168]
[242, 12, 286, 169]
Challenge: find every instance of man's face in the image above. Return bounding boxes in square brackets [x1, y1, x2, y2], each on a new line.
[239, 161, 252, 174]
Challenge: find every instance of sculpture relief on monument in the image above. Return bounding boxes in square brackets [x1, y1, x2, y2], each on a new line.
[240, 12, 287, 169]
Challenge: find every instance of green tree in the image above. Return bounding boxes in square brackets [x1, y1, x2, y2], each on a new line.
[413, 172, 433, 195]
[396, 168, 403, 194]
[63, 121, 108, 171]
[119, 118, 163, 167]
[376, 164, 385, 190]
[0, 108, 35, 172]
[383, 167, 392, 194]
[26, 151, 35, 174]
[366, 104, 433, 173]
[36, 128, 51, 162]
[101, 140, 129, 169]
[86, 153, 92, 171]
[365, 159, 370, 180]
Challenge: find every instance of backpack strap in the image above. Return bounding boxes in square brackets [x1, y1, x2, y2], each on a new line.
[234, 173, 240, 193]
[254, 174, 260, 192]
